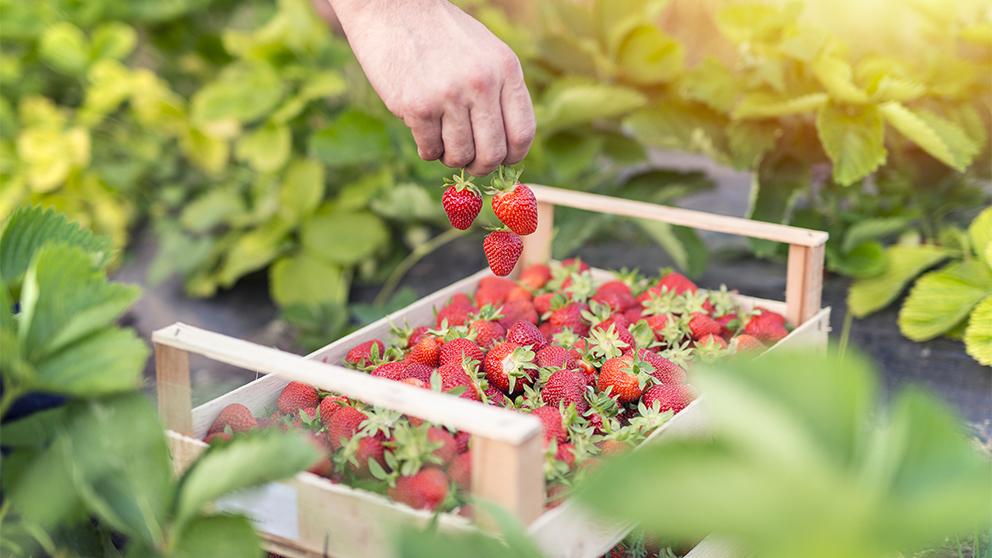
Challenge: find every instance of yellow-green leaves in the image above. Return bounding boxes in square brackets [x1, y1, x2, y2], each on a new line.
[16, 119, 90, 193]
[191, 63, 284, 127]
[964, 296, 992, 366]
[39, 22, 137, 76]
[270, 253, 347, 308]
[309, 109, 391, 168]
[615, 24, 683, 85]
[879, 102, 981, 171]
[813, 56, 869, 104]
[732, 92, 828, 119]
[235, 123, 291, 173]
[301, 209, 389, 265]
[968, 206, 992, 268]
[815, 103, 886, 186]
[847, 244, 950, 318]
[898, 260, 992, 341]
[538, 82, 646, 132]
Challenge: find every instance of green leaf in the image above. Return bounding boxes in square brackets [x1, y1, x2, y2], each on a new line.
[33, 327, 147, 396]
[812, 56, 869, 104]
[539, 82, 646, 132]
[301, 209, 389, 265]
[747, 156, 808, 257]
[615, 24, 683, 85]
[309, 109, 391, 168]
[624, 99, 726, 157]
[732, 92, 828, 119]
[680, 57, 738, 113]
[369, 183, 439, 222]
[636, 220, 707, 277]
[0, 205, 111, 286]
[726, 120, 777, 169]
[174, 514, 262, 558]
[61, 395, 172, 546]
[968, 206, 992, 268]
[880, 102, 980, 171]
[179, 187, 247, 234]
[18, 244, 140, 360]
[89, 23, 137, 62]
[235, 123, 291, 173]
[270, 252, 347, 307]
[898, 260, 992, 341]
[542, 130, 604, 183]
[816, 103, 886, 186]
[847, 244, 949, 318]
[216, 220, 290, 287]
[964, 295, 992, 365]
[39, 22, 88, 75]
[8, 430, 82, 530]
[0, 407, 65, 448]
[842, 217, 911, 253]
[191, 63, 284, 125]
[174, 429, 318, 528]
[278, 158, 325, 223]
[828, 241, 887, 278]
[179, 126, 229, 175]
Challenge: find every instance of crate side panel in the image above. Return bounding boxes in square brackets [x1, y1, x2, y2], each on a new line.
[191, 374, 288, 439]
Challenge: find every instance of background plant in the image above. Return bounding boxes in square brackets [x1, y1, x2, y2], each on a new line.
[0, 206, 318, 556]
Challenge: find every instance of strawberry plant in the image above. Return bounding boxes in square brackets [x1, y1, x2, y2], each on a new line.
[0, 206, 319, 556]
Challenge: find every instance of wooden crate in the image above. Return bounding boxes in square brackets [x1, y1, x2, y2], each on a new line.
[154, 185, 830, 558]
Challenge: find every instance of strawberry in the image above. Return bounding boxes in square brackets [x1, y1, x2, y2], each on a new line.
[743, 309, 789, 343]
[483, 230, 523, 276]
[438, 337, 483, 367]
[328, 407, 368, 450]
[454, 430, 470, 453]
[561, 258, 590, 272]
[644, 314, 669, 340]
[345, 339, 384, 368]
[535, 344, 570, 368]
[441, 172, 482, 230]
[389, 467, 449, 511]
[474, 276, 516, 306]
[591, 280, 635, 312]
[555, 443, 576, 468]
[688, 313, 722, 341]
[208, 403, 257, 434]
[428, 427, 458, 464]
[597, 354, 654, 403]
[623, 307, 643, 323]
[436, 302, 474, 327]
[403, 362, 435, 383]
[204, 431, 232, 445]
[484, 342, 537, 394]
[519, 263, 552, 290]
[531, 405, 567, 443]
[507, 320, 546, 349]
[716, 312, 739, 336]
[498, 300, 538, 329]
[409, 335, 442, 367]
[534, 292, 555, 315]
[538, 322, 560, 340]
[277, 382, 320, 415]
[371, 361, 407, 381]
[657, 271, 698, 294]
[401, 377, 429, 389]
[542, 370, 589, 413]
[641, 383, 695, 414]
[470, 319, 505, 349]
[437, 363, 480, 400]
[637, 348, 686, 384]
[549, 302, 588, 336]
[733, 333, 765, 352]
[449, 452, 472, 490]
[318, 396, 349, 428]
[697, 333, 727, 349]
[352, 437, 386, 477]
[487, 167, 538, 235]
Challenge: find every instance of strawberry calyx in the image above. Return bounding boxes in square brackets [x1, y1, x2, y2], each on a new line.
[442, 168, 481, 196]
[483, 164, 524, 196]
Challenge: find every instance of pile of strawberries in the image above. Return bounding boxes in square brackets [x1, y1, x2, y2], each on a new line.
[204, 260, 790, 517]
[441, 166, 537, 276]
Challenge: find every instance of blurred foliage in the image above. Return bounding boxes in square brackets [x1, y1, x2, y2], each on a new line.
[848, 206, 992, 365]
[0, 205, 318, 557]
[575, 348, 992, 558]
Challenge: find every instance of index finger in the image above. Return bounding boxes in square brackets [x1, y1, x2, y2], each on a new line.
[500, 62, 536, 165]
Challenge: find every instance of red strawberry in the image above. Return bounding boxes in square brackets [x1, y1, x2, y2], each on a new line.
[437, 363, 480, 400]
[449, 452, 472, 490]
[642, 384, 695, 414]
[204, 431, 232, 445]
[542, 370, 589, 413]
[555, 443, 576, 468]
[744, 309, 789, 343]
[732, 334, 765, 352]
[454, 430, 470, 454]
[328, 407, 367, 450]
[371, 361, 407, 381]
[318, 396, 349, 428]
[438, 337, 483, 367]
[470, 319, 505, 349]
[534, 292, 555, 315]
[483, 230, 523, 276]
[507, 320, 546, 349]
[531, 405, 567, 443]
[401, 376, 431, 390]
[345, 339, 384, 367]
[352, 437, 386, 477]
[657, 271, 698, 294]
[498, 300, 538, 329]
[441, 174, 482, 230]
[623, 307, 643, 323]
[401, 325, 429, 348]
[428, 427, 459, 464]
[450, 292, 473, 307]
[535, 344, 570, 368]
[538, 322, 560, 340]
[561, 258, 590, 272]
[716, 312, 739, 336]
[208, 403, 257, 434]
[277, 382, 320, 415]
[637, 349, 686, 384]
[484, 386, 508, 406]
[488, 168, 538, 235]
[507, 286, 533, 302]
[436, 302, 474, 327]
[519, 263, 552, 290]
[597, 355, 653, 403]
[697, 333, 728, 349]
[389, 467, 449, 510]
[550, 302, 588, 335]
[688, 313, 722, 341]
[644, 314, 669, 340]
[474, 276, 516, 306]
[592, 281, 635, 312]
[484, 342, 537, 394]
[409, 335, 442, 367]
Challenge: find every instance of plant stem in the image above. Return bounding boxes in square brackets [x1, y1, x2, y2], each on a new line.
[373, 228, 468, 307]
[838, 310, 854, 358]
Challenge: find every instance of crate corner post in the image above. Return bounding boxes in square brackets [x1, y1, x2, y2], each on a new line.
[154, 325, 193, 436]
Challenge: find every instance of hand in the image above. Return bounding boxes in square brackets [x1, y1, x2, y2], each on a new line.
[329, 0, 536, 176]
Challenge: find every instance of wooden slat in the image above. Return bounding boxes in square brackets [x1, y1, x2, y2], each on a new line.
[153, 323, 542, 445]
[472, 433, 545, 528]
[529, 185, 828, 247]
[155, 343, 192, 435]
[785, 244, 825, 325]
[520, 201, 555, 269]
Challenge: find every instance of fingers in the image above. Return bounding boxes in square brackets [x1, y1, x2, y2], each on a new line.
[500, 61, 536, 165]
[405, 111, 443, 161]
[466, 94, 507, 176]
[440, 109, 475, 168]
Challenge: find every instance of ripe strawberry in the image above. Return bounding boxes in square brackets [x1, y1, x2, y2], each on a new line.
[474, 276, 516, 306]
[637, 348, 686, 384]
[597, 354, 654, 403]
[697, 333, 728, 349]
[555, 443, 576, 468]
[644, 314, 669, 340]
[688, 313, 722, 341]
[549, 302, 588, 335]
[484, 342, 537, 394]
[487, 167, 538, 235]
[437, 363, 480, 400]
[484, 386, 509, 406]
[539, 322, 560, 340]
[409, 335, 442, 367]
[531, 405, 567, 443]
[404, 362, 436, 384]
[519, 263, 552, 290]
[318, 396, 349, 428]
[507, 286, 533, 302]
[507, 320, 546, 349]
[715, 312, 739, 336]
[641, 383, 695, 414]
[592, 281, 635, 312]
[389, 467, 449, 510]
[657, 271, 698, 294]
[352, 437, 386, 477]
[328, 407, 367, 450]
[436, 302, 474, 327]
[534, 292, 554, 315]
[204, 431, 232, 445]
[454, 430, 470, 453]
[744, 309, 789, 343]
[561, 258, 590, 272]
[542, 370, 589, 413]
[371, 361, 407, 381]
[470, 319, 505, 349]
[483, 230, 523, 276]
[732, 334, 765, 352]
[208, 403, 257, 434]
[498, 300, 538, 329]
[438, 337, 483, 367]
[449, 452, 472, 490]
[535, 344, 570, 368]
[277, 382, 320, 415]
[345, 339, 384, 368]
[624, 307, 643, 323]
[441, 173, 483, 230]
[428, 427, 458, 464]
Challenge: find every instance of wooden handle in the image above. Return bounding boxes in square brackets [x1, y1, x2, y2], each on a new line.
[519, 185, 828, 325]
[152, 323, 545, 524]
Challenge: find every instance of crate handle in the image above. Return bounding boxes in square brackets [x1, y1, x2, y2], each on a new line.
[153, 322, 545, 525]
[519, 185, 828, 325]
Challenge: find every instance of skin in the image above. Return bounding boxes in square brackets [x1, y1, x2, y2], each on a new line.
[328, 0, 536, 175]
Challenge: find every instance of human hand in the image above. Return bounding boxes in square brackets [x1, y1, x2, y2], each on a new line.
[329, 0, 535, 176]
